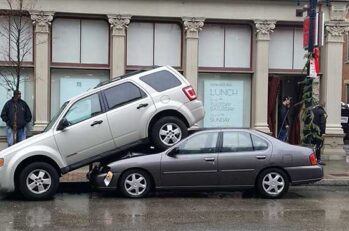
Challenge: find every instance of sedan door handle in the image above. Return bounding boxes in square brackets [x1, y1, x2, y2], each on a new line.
[91, 120, 103, 127]
[137, 103, 148, 109]
[204, 157, 215, 162]
[256, 155, 266, 160]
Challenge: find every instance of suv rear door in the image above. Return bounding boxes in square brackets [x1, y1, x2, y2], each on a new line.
[103, 81, 156, 147]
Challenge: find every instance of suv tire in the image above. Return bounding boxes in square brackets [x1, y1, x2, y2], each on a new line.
[256, 168, 289, 199]
[151, 116, 188, 150]
[120, 169, 151, 198]
[18, 162, 59, 200]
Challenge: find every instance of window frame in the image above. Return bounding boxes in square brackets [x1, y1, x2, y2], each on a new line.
[102, 81, 148, 111]
[50, 17, 110, 69]
[126, 20, 183, 71]
[0, 15, 34, 66]
[174, 131, 220, 155]
[60, 92, 105, 128]
[198, 22, 253, 73]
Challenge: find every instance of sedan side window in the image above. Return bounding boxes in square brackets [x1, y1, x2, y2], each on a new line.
[251, 134, 268, 150]
[104, 82, 146, 110]
[177, 133, 218, 154]
[65, 94, 102, 125]
[222, 131, 253, 152]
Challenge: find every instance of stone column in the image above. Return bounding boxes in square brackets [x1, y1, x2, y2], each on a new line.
[320, 21, 349, 160]
[182, 17, 205, 92]
[30, 11, 54, 132]
[252, 20, 276, 134]
[108, 15, 131, 78]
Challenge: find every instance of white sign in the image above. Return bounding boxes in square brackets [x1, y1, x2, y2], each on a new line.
[341, 116, 348, 123]
[203, 80, 244, 127]
[308, 59, 318, 78]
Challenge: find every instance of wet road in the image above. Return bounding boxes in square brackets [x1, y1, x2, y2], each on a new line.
[1, 186, 349, 231]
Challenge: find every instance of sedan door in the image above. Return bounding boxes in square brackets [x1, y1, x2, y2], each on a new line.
[54, 93, 115, 165]
[160, 131, 219, 187]
[218, 131, 271, 186]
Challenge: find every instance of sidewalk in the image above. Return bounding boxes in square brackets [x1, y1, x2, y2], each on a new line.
[60, 159, 349, 186]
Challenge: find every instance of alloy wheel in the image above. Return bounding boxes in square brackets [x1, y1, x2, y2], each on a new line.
[26, 169, 52, 195]
[159, 123, 182, 146]
[124, 173, 147, 196]
[262, 172, 285, 196]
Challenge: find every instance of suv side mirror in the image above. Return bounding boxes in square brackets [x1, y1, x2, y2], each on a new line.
[57, 118, 70, 131]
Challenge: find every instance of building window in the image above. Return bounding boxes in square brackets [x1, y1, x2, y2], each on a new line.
[127, 22, 182, 68]
[198, 23, 252, 128]
[52, 18, 109, 65]
[198, 73, 251, 128]
[199, 24, 251, 68]
[0, 68, 34, 135]
[269, 27, 305, 70]
[51, 69, 109, 117]
[0, 16, 33, 62]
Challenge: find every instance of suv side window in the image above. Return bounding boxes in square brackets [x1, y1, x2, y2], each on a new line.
[222, 131, 254, 152]
[104, 82, 146, 110]
[251, 134, 268, 150]
[140, 70, 181, 92]
[65, 94, 102, 125]
[177, 132, 218, 154]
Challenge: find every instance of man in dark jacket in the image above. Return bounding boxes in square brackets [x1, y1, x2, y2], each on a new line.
[278, 96, 291, 142]
[1, 90, 32, 146]
[312, 104, 327, 165]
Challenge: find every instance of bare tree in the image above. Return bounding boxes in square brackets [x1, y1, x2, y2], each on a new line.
[0, 0, 35, 144]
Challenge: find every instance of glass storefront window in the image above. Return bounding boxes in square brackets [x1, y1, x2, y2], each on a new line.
[0, 68, 34, 135]
[51, 69, 109, 118]
[198, 73, 251, 128]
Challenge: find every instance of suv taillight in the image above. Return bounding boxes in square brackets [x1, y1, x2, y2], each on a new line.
[183, 86, 197, 101]
[309, 153, 318, 165]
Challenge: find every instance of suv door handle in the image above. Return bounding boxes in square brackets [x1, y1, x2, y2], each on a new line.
[204, 157, 215, 162]
[256, 155, 266, 160]
[91, 120, 103, 127]
[137, 103, 148, 109]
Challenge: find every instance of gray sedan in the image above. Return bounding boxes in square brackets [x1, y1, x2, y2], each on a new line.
[90, 129, 323, 199]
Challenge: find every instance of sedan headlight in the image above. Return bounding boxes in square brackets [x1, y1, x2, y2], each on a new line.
[0, 158, 4, 167]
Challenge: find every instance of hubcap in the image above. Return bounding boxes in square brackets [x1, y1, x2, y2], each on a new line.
[124, 173, 147, 196]
[159, 123, 182, 146]
[26, 169, 52, 195]
[262, 172, 285, 196]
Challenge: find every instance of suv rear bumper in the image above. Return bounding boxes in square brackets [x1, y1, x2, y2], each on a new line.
[180, 100, 205, 126]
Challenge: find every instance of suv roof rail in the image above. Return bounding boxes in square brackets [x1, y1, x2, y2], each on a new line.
[94, 65, 163, 88]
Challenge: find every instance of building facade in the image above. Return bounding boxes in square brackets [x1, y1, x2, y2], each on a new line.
[0, 0, 348, 159]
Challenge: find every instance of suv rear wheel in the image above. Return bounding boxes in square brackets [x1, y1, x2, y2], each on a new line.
[18, 162, 59, 200]
[150, 116, 188, 151]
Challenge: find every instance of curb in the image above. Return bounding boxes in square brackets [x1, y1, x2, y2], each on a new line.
[313, 179, 349, 186]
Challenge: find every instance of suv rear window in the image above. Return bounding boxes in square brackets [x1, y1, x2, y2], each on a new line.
[140, 70, 181, 92]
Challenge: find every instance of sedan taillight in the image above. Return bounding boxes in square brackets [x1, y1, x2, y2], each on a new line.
[182, 86, 197, 101]
[309, 153, 318, 165]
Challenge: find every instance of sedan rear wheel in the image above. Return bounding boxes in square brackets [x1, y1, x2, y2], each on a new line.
[120, 170, 151, 198]
[257, 168, 289, 199]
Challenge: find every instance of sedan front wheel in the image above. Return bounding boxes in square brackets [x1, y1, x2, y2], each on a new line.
[120, 170, 151, 198]
[257, 168, 289, 199]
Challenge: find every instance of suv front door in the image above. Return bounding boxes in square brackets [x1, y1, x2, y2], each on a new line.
[54, 93, 115, 165]
[103, 81, 156, 147]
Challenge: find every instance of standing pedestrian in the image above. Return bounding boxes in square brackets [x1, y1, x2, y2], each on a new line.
[312, 104, 327, 165]
[278, 96, 291, 142]
[1, 90, 32, 146]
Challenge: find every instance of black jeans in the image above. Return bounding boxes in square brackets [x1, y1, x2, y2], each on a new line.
[313, 138, 323, 161]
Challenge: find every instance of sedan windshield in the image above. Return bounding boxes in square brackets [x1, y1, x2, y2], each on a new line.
[44, 101, 69, 132]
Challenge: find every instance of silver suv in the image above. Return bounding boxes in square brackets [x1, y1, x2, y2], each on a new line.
[0, 66, 204, 200]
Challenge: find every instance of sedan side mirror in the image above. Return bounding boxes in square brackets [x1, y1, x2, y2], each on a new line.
[57, 118, 70, 131]
[167, 148, 179, 157]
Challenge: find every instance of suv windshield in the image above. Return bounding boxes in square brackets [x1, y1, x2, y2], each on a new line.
[44, 101, 69, 132]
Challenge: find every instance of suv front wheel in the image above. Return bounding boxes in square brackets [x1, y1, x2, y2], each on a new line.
[18, 162, 59, 200]
[150, 116, 188, 151]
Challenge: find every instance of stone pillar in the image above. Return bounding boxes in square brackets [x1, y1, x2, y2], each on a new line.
[108, 15, 131, 78]
[252, 20, 276, 134]
[182, 17, 205, 92]
[320, 21, 349, 160]
[30, 11, 54, 132]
